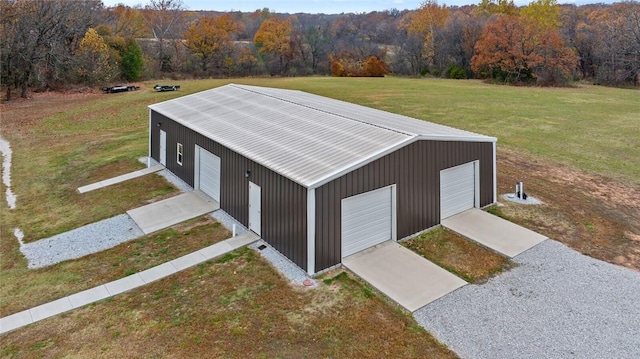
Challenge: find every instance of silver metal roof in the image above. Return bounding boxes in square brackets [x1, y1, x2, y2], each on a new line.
[149, 84, 496, 188]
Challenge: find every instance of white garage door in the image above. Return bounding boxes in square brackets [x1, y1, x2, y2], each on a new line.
[342, 186, 394, 258]
[441, 162, 476, 219]
[197, 147, 221, 202]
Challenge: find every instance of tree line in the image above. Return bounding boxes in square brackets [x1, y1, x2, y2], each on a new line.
[1, 0, 639, 100]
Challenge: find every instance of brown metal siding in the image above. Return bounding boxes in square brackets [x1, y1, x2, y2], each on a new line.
[150, 111, 308, 270]
[314, 140, 494, 272]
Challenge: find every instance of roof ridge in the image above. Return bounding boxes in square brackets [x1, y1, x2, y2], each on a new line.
[231, 84, 416, 137]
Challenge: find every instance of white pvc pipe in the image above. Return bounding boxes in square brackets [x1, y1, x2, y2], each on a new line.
[232, 223, 236, 237]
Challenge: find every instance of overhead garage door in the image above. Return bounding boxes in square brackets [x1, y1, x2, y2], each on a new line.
[342, 186, 394, 258]
[197, 147, 221, 202]
[441, 162, 476, 219]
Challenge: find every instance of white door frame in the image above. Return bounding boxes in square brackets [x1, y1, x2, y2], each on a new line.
[248, 181, 261, 236]
[159, 129, 167, 166]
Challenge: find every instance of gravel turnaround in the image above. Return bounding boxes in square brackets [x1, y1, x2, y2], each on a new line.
[414, 239, 640, 359]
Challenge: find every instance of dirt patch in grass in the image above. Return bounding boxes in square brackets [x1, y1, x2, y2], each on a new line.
[496, 147, 640, 271]
[0, 216, 230, 316]
[0, 251, 457, 359]
[403, 227, 513, 283]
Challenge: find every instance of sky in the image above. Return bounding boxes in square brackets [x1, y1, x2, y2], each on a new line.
[101, 0, 612, 14]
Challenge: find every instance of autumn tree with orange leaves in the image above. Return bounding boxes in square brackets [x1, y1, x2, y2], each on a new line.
[254, 17, 295, 75]
[403, 0, 449, 75]
[330, 53, 388, 77]
[472, 15, 577, 85]
[184, 14, 241, 75]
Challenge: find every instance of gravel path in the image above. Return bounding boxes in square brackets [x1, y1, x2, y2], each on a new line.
[21, 214, 144, 269]
[414, 239, 640, 359]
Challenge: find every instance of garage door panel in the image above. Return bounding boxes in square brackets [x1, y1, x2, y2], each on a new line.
[344, 194, 388, 213]
[441, 162, 475, 219]
[343, 201, 390, 222]
[342, 186, 393, 258]
[343, 220, 391, 238]
[198, 147, 221, 202]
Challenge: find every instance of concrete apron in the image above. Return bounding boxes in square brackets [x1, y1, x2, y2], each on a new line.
[343, 241, 467, 312]
[127, 191, 219, 234]
[442, 209, 547, 258]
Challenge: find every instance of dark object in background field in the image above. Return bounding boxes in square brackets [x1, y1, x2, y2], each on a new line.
[154, 84, 180, 92]
[101, 85, 140, 93]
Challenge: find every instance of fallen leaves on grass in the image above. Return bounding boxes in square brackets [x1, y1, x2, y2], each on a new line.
[0, 251, 457, 358]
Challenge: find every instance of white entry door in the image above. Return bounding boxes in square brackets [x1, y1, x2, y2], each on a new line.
[159, 130, 167, 166]
[249, 182, 261, 236]
[440, 162, 477, 219]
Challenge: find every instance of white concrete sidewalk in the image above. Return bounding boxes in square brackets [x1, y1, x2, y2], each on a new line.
[77, 164, 164, 193]
[0, 231, 259, 335]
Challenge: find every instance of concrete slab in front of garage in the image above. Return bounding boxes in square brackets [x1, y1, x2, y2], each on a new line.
[127, 191, 219, 235]
[442, 209, 547, 258]
[343, 241, 467, 312]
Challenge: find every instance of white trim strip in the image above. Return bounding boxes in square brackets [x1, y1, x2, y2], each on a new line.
[391, 184, 397, 241]
[474, 160, 481, 208]
[307, 188, 315, 275]
[493, 141, 497, 204]
[148, 110, 152, 167]
[194, 145, 201, 190]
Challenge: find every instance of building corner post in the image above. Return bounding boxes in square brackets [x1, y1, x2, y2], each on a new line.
[492, 141, 497, 204]
[307, 188, 316, 275]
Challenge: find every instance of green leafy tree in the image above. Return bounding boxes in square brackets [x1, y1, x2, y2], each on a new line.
[120, 38, 144, 80]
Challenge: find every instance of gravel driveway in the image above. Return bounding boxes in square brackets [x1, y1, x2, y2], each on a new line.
[414, 239, 640, 359]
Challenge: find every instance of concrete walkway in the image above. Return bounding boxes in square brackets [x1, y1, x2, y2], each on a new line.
[77, 164, 164, 193]
[343, 241, 467, 312]
[127, 191, 219, 234]
[442, 209, 547, 258]
[0, 231, 259, 335]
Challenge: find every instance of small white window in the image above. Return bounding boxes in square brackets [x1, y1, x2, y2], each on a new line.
[177, 143, 183, 165]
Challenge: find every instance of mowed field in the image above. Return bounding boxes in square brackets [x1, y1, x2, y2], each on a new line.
[1, 78, 638, 357]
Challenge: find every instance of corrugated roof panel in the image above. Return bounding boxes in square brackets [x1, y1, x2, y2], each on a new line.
[243, 85, 495, 141]
[150, 85, 410, 187]
[149, 84, 495, 188]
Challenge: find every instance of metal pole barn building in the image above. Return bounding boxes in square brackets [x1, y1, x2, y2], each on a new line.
[148, 84, 497, 275]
